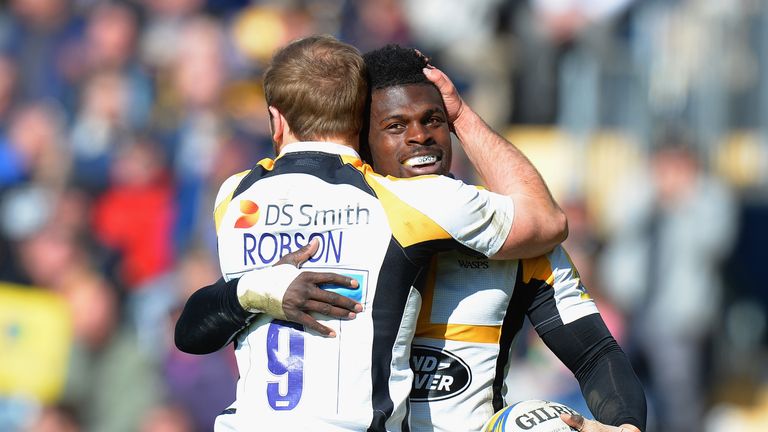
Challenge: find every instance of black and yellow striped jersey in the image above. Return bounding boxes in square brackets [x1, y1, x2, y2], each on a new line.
[212, 142, 514, 432]
[409, 246, 598, 431]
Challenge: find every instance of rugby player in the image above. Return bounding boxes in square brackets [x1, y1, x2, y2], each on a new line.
[362, 46, 645, 432]
[177, 36, 567, 432]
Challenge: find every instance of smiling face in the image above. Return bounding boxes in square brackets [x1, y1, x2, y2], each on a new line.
[367, 84, 453, 178]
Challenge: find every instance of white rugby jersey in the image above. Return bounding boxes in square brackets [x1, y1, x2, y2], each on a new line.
[409, 246, 598, 432]
[212, 142, 514, 432]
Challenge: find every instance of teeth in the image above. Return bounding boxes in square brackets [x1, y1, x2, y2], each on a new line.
[404, 155, 438, 167]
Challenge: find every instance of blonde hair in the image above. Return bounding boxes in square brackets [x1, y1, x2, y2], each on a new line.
[264, 35, 367, 142]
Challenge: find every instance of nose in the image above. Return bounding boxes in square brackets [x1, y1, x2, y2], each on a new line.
[406, 123, 434, 146]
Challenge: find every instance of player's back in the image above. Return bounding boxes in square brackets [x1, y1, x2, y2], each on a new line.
[213, 143, 513, 431]
[410, 246, 598, 432]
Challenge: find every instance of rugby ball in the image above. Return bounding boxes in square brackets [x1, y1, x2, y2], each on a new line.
[483, 400, 580, 432]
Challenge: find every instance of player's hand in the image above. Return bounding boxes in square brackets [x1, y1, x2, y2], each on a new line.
[560, 414, 642, 432]
[275, 239, 362, 337]
[422, 65, 466, 126]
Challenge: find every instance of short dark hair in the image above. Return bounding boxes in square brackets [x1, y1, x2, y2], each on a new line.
[264, 35, 367, 142]
[363, 44, 432, 90]
[359, 45, 438, 162]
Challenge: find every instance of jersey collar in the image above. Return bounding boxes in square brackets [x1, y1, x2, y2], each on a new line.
[279, 141, 361, 159]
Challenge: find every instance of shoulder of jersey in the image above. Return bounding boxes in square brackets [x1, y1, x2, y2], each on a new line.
[367, 172, 479, 187]
[365, 172, 489, 203]
[213, 157, 278, 203]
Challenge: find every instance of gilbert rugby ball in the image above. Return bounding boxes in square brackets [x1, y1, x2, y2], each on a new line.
[483, 400, 580, 432]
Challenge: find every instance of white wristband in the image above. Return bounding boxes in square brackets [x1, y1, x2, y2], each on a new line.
[236, 264, 301, 320]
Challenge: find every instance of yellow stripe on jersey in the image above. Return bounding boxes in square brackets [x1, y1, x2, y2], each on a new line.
[416, 323, 502, 344]
[213, 170, 251, 234]
[521, 254, 555, 286]
[341, 154, 365, 167]
[256, 157, 276, 170]
[364, 173, 452, 248]
[416, 258, 502, 344]
[522, 251, 591, 300]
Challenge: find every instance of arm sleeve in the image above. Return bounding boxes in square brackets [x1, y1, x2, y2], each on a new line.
[540, 314, 647, 430]
[367, 174, 514, 257]
[174, 277, 254, 355]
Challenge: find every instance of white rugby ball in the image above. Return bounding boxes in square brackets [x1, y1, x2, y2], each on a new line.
[483, 400, 580, 432]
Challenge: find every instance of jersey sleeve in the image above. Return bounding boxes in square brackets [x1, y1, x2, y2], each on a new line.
[521, 245, 599, 335]
[367, 174, 514, 257]
[174, 277, 254, 354]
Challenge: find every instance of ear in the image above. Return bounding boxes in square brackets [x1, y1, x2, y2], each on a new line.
[268, 106, 284, 144]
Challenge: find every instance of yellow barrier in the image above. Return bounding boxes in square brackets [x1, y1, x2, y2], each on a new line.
[0, 283, 72, 403]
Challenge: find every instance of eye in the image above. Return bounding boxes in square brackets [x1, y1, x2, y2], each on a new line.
[426, 115, 445, 127]
[385, 122, 405, 132]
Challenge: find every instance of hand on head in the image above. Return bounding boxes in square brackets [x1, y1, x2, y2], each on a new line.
[422, 66, 466, 127]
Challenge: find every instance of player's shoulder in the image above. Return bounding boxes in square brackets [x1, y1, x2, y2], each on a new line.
[364, 172, 488, 211]
[367, 171, 477, 189]
[365, 172, 512, 257]
[518, 245, 568, 284]
[213, 158, 276, 206]
[215, 169, 253, 208]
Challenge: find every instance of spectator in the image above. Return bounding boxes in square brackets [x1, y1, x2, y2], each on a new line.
[82, 0, 153, 126]
[69, 71, 133, 194]
[91, 135, 177, 353]
[0, 55, 19, 131]
[140, 402, 194, 432]
[600, 128, 738, 432]
[1, 102, 70, 190]
[24, 404, 81, 432]
[163, 247, 238, 431]
[59, 271, 162, 432]
[1, 0, 82, 105]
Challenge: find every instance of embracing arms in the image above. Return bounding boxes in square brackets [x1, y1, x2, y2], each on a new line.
[175, 240, 361, 354]
[423, 66, 567, 260]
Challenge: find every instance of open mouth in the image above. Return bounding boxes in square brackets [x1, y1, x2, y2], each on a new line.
[402, 154, 441, 169]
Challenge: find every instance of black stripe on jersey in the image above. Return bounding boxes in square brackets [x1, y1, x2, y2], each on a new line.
[491, 266, 535, 412]
[232, 152, 376, 200]
[232, 163, 269, 199]
[401, 398, 410, 432]
[402, 238, 463, 268]
[410, 258, 432, 296]
[369, 237, 421, 432]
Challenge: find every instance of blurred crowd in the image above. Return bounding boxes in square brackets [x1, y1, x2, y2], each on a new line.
[0, 1, 766, 431]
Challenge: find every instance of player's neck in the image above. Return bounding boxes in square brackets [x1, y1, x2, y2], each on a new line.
[275, 134, 359, 154]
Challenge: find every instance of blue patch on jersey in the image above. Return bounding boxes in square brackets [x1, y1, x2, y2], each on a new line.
[320, 273, 364, 302]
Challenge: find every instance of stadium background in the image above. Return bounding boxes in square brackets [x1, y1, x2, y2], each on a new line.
[0, 0, 766, 431]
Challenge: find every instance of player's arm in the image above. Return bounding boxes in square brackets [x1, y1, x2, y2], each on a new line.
[175, 241, 361, 354]
[518, 248, 647, 430]
[174, 276, 253, 354]
[424, 66, 567, 259]
[540, 315, 646, 431]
